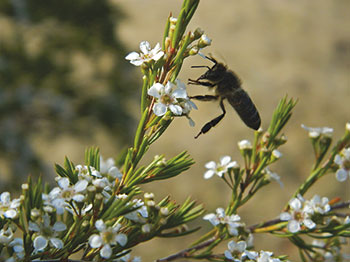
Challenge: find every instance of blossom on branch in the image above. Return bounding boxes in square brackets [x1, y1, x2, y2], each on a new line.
[334, 147, 350, 182]
[204, 156, 238, 179]
[125, 41, 164, 66]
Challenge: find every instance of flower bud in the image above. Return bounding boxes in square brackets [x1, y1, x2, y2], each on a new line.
[192, 27, 204, 40]
[30, 208, 40, 219]
[144, 192, 154, 200]
[198, 34, 212, 48]
[346, 122, 350, 132]
[160, 207, 169, 216]
[142, 224, 151, 233]
[188, 46, 199, 56]
[238, 140, 252, 150]
[146, 200, 155, 207]
[270, 149, 283, 163]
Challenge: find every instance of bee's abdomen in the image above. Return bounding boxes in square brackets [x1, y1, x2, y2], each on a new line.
[227, 89, 261, 130]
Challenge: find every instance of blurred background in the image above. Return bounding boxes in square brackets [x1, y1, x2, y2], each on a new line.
[0, 0, 349, 260]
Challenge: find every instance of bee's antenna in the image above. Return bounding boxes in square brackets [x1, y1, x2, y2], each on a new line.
[191, 65, 210, 69]
[205, 55, 217, 65]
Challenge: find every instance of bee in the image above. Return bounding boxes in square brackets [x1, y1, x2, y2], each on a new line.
[188, 56, 261, 138]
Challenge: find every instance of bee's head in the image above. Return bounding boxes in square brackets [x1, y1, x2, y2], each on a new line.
[193, 56, 227, 82]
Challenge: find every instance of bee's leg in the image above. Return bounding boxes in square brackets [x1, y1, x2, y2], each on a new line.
[195, 99, 226, 139]
[188, 79, 215, 87]
[189, 95, 219, 102]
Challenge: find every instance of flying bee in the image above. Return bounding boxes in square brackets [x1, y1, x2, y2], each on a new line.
[188, 56, 261, 138]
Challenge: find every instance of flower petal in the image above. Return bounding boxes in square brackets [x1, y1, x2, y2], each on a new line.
[130, 59, 144, 66]
[172, 88, 187, 99]
[205, 161, 216, 169]
[169, 104, 183, 115]
[287, 220, 300, 233]
[74, 180, 88, 192]
[89, 234, 102, 248]
[148, 83, 163, 98]
[58, 177, 70, 190]
[50, 238, 64, 249]
[336, 168, 348, 182]
[153, 103, 167, 116]
[34, 236, 48, 251]
[100, 244, 112, 258]
[53, 222, 67, 232]
[125, 52, 140, 61]
[139, 41, 151, 54]
[95, 219, 106, 232]
[220, 156, 231, 166]
[204, 170, 215, 179]
[116, 233, 128, 246]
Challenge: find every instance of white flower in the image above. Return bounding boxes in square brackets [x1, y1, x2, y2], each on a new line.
[100, 156, 123, 181]
[264, 168, 284, 188]
[89, 219, 127, 259]
[0, 228, 14, 245]
[280, 195, 315, 233]
[29, 214, 66, 251]
[305, 195, 330, 214]
[257, 250, 281, 262]
[7, 238, 25, 260]
[75, 165, 102, 181]
[0, 192, 20, 219]
[148, 81, 189, 116]
[124, 199, 148, 224]
[301, 124, 333, 138]
[203, 208, 242, 236]
[125, 41, 164, 66]
[53, 177, 88, 203]
[334, 147, 350, 182]
[117, 254, 142, 262]
[224, 240, 258, 261]
[204, 156, 238, 179]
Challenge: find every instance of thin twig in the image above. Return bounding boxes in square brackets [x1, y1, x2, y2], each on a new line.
[330, 200, 350, 210]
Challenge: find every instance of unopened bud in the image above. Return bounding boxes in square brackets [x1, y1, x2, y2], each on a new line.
[192, 27, 204, 40]
[30, 208, 40, 218]
[346, 122, 350, 132]
[144, 192, 154, 200]
[198, 34, 212, 48]
[160, 207, 169, 216]
[238, 140, 252, 150]
[146, 200, 155, 207]
[272, 149, 283, 159]
[142, 224, 151, 233]
[189, 46, 199, 56]
[169, 17, 177, 25]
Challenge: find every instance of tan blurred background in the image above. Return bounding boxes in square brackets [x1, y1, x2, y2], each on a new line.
[1, 0, 349, 260]
[117, 0, 350, 260]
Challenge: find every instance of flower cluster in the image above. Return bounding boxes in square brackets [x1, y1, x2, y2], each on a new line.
[301, 124, 334, 138]
[224, 239, 282, 262]
[43, 156, 122, 216]
[203, 208, 242, 236]
[0, 192, 20, 219]
[280, 194, 331, 233]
